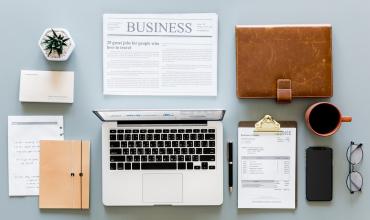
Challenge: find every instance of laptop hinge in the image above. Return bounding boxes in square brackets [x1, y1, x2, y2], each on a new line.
[117, 120, 208, 126]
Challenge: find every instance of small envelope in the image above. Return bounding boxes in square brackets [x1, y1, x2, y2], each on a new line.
[19, 70, 74, 103]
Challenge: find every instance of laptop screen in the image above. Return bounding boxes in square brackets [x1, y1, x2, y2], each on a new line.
[93, 110, 225, 122]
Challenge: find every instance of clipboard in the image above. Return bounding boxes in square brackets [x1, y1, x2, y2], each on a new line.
[238, 115, 297, 209]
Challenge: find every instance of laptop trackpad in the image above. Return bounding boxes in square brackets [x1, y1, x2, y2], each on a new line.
[142, 173, 183, 204]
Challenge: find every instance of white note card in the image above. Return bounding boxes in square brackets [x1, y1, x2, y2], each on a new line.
[8, 116, 64, 196]
[238, 127, 296, 209]
[103, 13, 218, 96]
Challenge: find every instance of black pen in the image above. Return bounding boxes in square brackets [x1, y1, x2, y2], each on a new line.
[228, 141, 233, 193]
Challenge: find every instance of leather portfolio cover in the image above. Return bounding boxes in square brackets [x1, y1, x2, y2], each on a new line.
[236, 24, 332, 102]
[39, 140, 90, 209]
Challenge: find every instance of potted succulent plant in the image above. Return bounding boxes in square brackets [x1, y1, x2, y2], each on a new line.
[38, 28, 75, 61]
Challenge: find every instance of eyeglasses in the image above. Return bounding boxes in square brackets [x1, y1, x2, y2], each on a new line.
[346, 141, 363, 193]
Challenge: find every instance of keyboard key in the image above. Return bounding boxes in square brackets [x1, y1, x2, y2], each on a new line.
[110, 141, 120, 148]
[208, 129, 215, 133]
[181, 148, 188, 154]
[117, 134, 124, 140]
[193, 129, 200, 133]
[189, 148, 195, 154]
[201, 162, 208, 169]
[132, 134, 138, 140]
[159, 148, 166, 154]
[209, 141, 215, 147]
[201, 129, 207, 133]
[110, 149, 122, 155]
[154, 134, 160, 140]
[183, 134, 190, 140]
[178, 155, 184, 161]
[117, 163, 124, 170]
[122, 149, 129, 154]
[185, 155, 191, 161]
[168, 134, 175, 140]
[172, 141, 179, 147]
[135, 141, 142, 148]
[179, 141, 186, 147]
[178, 129, 185, 133]
[126, 156, 133, 162]
[161, 134, 168, 140]
[148, 129, 154, 133]
[176, 134, 182, 140]
[157, 141, 164, 147]
[163, 155, 170, 161]
[148, 156, 155, 161]
[118, 130, 124, 133]
[190, 134, 197, 140]
[178, 162, 186, 169]
[121, 142, 127, 148]
[165, 141, 171, 147]
[192, 155, 199, 161]
[152, 148, 158, 154]
[150, 141, 156, 147]
[110, 130, 117, 133]
[130, 149, 136, 154]
[194, 166, 201, 170]
[133, 129, 139, 133]
[186, 129, 192, 133]
[198, 134, 204, 140]
[203, 148, 215, 154]
[110, 156, 125, 162]
[200, 155, 215, 161]
[155, 129, 162, 133]
[141, 155, 147, 162]
[140, 129, 147, 133]
[209, 165, 216, 169]
[187, 162, 193, 169]
[143, 141, 149, 147]
[110, 135, 116, 140]
[170, 155, 177, 161]
[110, 163, 116, 170]
[128, 141, 134, 147]
[141, 163, 177, 170]
[205, 134, 215, 140]
[187, 141, 193, 147]
[194, 141, 200, 147]
[134, 156, 140, 162]
[132, 163, 140, 170]
[170, 129, 177, 133]
[163, 129, 169, 133]
[139, 134, 146, 140]
[174, 148, 181, 154]
[156, 155, 162, 161]
[146, 134, 153, 140]
[124, 134, 131, 140]
[145, 148, 151, 154]
[166, 148, 173, 154]
[125, 163, 131, 170]
[137, 148, 144, 154]
[201, 141, 208, 147]
[125, 129, 132, 133]
[196, 148, 202, 154]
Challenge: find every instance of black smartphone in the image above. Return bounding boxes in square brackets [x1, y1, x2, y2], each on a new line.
[306, 147, 333, 201]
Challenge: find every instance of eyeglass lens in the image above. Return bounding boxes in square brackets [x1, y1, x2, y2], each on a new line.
[347, 143, 363, 165]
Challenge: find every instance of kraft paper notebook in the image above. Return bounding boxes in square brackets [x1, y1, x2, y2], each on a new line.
[39, 140, 90, 209]
[236, 24, 332, 103]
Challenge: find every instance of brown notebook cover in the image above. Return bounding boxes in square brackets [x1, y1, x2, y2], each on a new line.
[39, 140, 90, 209]
[236, 24, 332, 102]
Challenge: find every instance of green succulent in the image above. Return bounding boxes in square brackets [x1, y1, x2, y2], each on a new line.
[42, 29, 70, 57]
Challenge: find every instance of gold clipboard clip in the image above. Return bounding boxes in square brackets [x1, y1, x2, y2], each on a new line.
[254, 115, 281, 132]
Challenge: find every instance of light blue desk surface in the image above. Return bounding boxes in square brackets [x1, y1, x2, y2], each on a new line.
[1, 0, 369, 219]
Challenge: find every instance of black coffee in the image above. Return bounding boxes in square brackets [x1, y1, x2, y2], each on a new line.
[309, 103, 340, 134]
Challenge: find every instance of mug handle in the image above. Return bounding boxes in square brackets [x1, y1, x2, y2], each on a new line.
[341, 116, 352, 123]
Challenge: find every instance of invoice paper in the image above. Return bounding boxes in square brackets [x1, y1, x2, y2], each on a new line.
[8, 116, 64, 196]
[238, 127, 296, 209]
[103, 13, 218, 96]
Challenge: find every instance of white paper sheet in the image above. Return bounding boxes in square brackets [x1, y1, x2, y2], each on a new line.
[8, 116, 64, 196]
[238, 127, 296, 209]
[103, 13, 218, 96]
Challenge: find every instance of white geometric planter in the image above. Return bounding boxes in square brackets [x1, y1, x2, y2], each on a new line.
[38, 28, 75, 61]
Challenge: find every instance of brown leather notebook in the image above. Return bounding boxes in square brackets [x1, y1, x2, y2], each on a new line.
[39, 140, 90, 209]
[236, 24, 332, 103]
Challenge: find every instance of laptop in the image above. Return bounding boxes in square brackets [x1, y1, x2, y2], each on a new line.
[93, 109, 225, 206]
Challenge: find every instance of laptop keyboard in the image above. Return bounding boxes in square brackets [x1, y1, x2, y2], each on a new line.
[109, 128, 216, 170]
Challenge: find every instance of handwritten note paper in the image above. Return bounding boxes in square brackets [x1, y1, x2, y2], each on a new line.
[8, 116, 64, 196]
